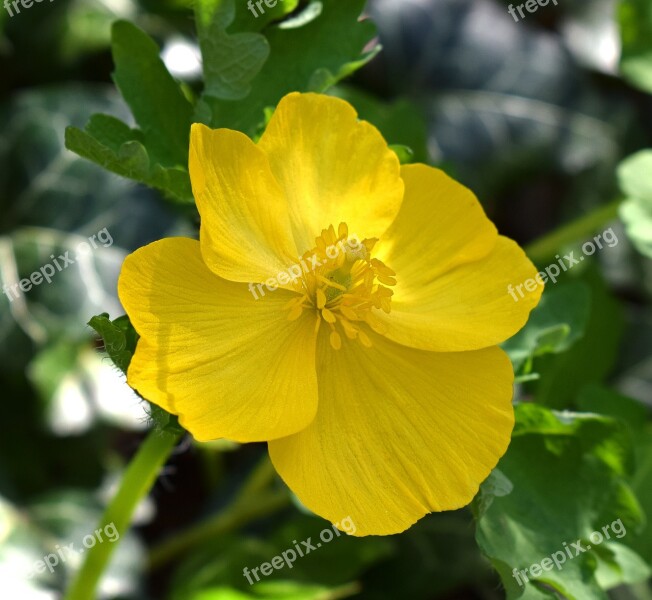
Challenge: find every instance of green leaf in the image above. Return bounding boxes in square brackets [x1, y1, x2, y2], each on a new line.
[64, 22, 198, 202]
[593, 540, 652, 588]
[619, 0, 652, 94]
[531, 268, 625, 409]
[388, 144, 415, 164]
[576, 384, 649, 429]
[195, 0, 270, 100]
[617, 150, 652, 258]
[65, 121, 194, 204]
[474, 469, 513, 519]
[87, 312, 183, 434]
[202, 0, 379, 134]
[147, 404, 178, 432]
[475, 404, 648, 599]
[65, 118, 148, 179]
[629, 432, 652, 564]
[502, 283, 591, 374]
[84, 113, 146, 151]
[87, 313, 138, 375]
[65, 22, 200, 202]
[111, 20, 193, 167]
[577, 385, 652, 566]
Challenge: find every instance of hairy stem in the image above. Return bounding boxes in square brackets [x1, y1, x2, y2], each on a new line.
[64, 429, 181, 600]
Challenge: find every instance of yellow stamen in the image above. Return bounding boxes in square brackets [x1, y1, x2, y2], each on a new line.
[284, 222, 396, 349]
[322, 308, 337, 323]
[358, 330, 372, 348]
[330, 331, 342, 350]
[316, 288, 327, 309]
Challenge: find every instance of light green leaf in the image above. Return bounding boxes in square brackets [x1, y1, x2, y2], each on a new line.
[593, 541, 652, 589]
[617, 150, 652, 258]
[618, 150, 652, 199]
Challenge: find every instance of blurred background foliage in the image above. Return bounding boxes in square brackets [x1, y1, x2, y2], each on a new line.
[1, 0, 652, 598]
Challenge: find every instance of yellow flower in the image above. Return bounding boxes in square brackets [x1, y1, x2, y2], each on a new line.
[118, 92, 542, 536]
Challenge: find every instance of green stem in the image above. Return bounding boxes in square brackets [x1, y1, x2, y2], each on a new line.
[325, 582, 362, 599]
[525, 199, 621, 264]
[64, 429, 181, 600]
[148, 455, 289, 569]
[236, 452, 279, 497]
[198, 445, 224, 492]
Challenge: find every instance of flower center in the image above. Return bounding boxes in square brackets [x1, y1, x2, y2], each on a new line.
[285, 223, 396, 350]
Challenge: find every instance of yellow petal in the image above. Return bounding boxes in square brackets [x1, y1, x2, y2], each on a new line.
[376, 164, 541, 351]
[380, 236, 542, 351]
[377, 164, 498, 277]
[118, 238, 318, 442]
[269, 328, 514, 536]
[189, 123, 298, 284]
[258, 92, 404, 254]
